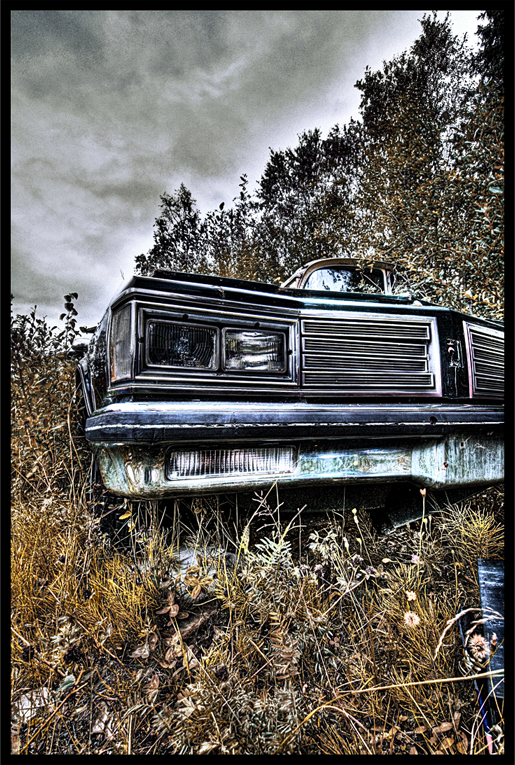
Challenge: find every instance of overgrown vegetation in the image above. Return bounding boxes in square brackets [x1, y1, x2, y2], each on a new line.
[11, 301, 504, 755]
[135, 12, 504, 321]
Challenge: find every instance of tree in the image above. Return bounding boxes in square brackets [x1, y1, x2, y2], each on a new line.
[324, 11, 503, 319]
[474, 10, 505, 88]
[205, 175, 263, 281]
[135, 13, 503, 318]
[135, 184, 208, 276]
[254, 127, 358, 281]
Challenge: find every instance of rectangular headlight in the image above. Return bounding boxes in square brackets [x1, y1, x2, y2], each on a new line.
[167, 446, 296, 479]
[224, 329, 286, 372]
[147, 321, 217, 369]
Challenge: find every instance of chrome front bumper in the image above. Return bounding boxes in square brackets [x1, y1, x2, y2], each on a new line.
[86, 401, 504, 499]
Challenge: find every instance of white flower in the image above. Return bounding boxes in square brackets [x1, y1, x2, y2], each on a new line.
[403, 611, 420, 628]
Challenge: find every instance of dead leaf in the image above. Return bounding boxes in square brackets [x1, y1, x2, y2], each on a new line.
[157, 657, 177, 669]
[414, 725, 427, 734]
[92, 703, 115, 740]
[439, 736, 454, 751]
[191, 584, 202, 600]
[130, 642, 150, 659]
[433, 721, 453, 734]
[148, 632, 159, 650]
[157, 591, 178, 617]
[183, 576, 199, 587]
[198, 741, 218, 754]
[165, 646, 181, 663]
[179, 606, 218, 640]
[14, 688, 54, 724]
[184, 645, 199, 669]
[409, 746, 418, 755]
[164, 634, 183, 663]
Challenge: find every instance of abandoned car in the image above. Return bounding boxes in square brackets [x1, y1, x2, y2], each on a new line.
[78, 257, 504, 524]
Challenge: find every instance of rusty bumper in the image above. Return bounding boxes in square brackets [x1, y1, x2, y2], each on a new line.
[85, 402, 504, 498]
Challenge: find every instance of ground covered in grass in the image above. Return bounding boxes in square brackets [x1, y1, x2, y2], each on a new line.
[11, 483, 504, 756]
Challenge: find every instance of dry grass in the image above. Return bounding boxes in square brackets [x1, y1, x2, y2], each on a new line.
[10, 304, 505, 755]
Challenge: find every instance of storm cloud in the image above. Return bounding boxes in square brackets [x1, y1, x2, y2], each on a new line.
[11, 10, 481, 327]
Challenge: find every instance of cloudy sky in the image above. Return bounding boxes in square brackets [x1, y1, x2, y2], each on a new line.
[11, 10, 483, 329]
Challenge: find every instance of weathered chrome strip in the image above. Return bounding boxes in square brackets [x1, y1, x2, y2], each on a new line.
[85, 401, 504, 442]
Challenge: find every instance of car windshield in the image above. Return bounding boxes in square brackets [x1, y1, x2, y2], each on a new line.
[303, 266, 385, 293]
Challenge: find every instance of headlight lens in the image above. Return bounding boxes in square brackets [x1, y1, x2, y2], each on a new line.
[224, 329, 286, 372]
[110, 304, 133, 381]
[147, 321, 217, 369]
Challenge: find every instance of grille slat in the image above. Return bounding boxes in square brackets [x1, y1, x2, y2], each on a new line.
[303, 356, 428, 372]
[303, 373, 434, 387]
[303, 337, 428, 356]
[301, 317, 437, 393]
[465, 323, 504, 397]
[303, 320, 430, 339]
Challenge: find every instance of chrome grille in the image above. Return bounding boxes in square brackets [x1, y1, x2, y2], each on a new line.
[464, 322, 504, 397]
[301, 317, 438, 393]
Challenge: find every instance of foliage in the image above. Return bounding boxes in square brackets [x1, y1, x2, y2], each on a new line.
[11, 295, 87, 501]
[134, 12, 503, 322]
[324, 12, 503, 319]
[135, 184, 209, 276]
[473, 10, 506, 87]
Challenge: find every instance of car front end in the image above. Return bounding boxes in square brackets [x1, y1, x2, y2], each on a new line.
[79, 264, 504, 507]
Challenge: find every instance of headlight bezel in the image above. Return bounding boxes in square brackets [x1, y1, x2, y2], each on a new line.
[135, 304, 292, 379]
